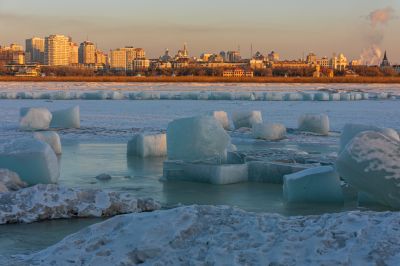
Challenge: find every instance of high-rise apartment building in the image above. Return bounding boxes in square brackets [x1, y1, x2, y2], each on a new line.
[110, 47, 146, 70]
[79, 41, 96, 65]
[110, 48, 127, 70]
[25, 37, 45, 64]
[44, 34, 71, 66]
[69, 42, 79, 65]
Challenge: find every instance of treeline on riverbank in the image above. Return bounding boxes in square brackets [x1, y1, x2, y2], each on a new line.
[1, 75, 400, 83]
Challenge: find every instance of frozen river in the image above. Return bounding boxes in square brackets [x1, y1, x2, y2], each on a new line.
[0, 84, 400, 261]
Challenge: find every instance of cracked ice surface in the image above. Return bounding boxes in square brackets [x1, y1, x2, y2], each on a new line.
[0, 184, 160, 224]
[12, 205, 400, 266]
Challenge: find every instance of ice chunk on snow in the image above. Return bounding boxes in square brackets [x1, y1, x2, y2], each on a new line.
[0, 139, 59, 185]
[336, 131, 400, 208]
[127, 133, 167, 157]
[234, 92, 255, 101]
[264, 92, 283, 101]
[167, 116, 230, 163]
[232, 111, 262, 129]
[329, 93, 340, 101]
[314, 92, 329, 101]
[207, 111, 230, 130]
[0, 184, 160, 224]
[284, 92, 303, 101]
[50, 106, 80, 128]
[163, 160, 248, 184]
[340, 93, 351, 101]
[208, 92, 233, 100]
[34, 131, 62, 155]
[283, 166, 343, 203]
[302, 93, 314, 101]
[362, 92, 369, 100]
[247, 161, 309, 183]
[339, 124, 399, 151]
[0, 169, 27, 191]
[107, 91, 125, 100]
[252, 123, 286, 140]
[19, 107, 52, 131]
[81, 91, 107, 100]
[298, 114, 329, 135]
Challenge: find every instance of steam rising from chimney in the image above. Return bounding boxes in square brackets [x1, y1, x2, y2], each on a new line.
[359, 7, 395, 65]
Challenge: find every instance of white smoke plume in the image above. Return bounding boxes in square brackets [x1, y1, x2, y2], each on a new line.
[368, 7, 395, 27]
[359, 7, 395, 65]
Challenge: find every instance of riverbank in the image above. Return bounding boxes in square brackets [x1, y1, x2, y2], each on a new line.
[1, 76, 400, 83]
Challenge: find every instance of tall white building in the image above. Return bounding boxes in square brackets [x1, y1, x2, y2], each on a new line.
[25, 37, 45, 64]
[44, 34, 71, 66]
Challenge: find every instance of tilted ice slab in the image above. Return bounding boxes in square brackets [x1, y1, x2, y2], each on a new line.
[336, 131, 400, 208]
[0, 139, 59, 185]
[0, 184, 160, 224]
[283, 166, 343, 204]
[50, 106, 80, 129]
[14, 205, 400, 266]
[34, 131, 62, 155]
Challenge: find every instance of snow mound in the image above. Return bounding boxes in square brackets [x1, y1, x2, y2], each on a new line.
[0, 184, 160, 224]
[127, 133, 167, 157]
[232, 111, 262, 129]
[298, 113, 330, 135]
[19, 107, 52, 131]
[0, 169, 27, 192]
[0, 139, 59, 185]
[336, 131, 400, 208]
[283, 166, 343, 203]
[34, 131, 62, 155]
[167, 116, 230, 163]
[50, 106, 80, 129]
[252, 123, 286, 140]
[15, 205, 400, 265]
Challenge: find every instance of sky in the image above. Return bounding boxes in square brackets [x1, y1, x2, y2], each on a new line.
[0, 0, 399, 62]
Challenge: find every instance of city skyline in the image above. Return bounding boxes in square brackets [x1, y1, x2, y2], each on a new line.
[0, 0, 399, 63]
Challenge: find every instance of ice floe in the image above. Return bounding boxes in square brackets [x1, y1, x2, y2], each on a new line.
[0, 184, 160, 224]
[0, 139, 59, 185]
[13, 205, 400, 265]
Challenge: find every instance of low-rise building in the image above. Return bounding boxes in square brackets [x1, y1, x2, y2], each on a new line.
[223, 68, 253, 77]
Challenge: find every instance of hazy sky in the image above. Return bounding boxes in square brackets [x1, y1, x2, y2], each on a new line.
[0, 0, 399, 62]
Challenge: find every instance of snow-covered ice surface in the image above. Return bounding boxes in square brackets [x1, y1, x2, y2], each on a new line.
[0, 184, 160, 224]
[1, 83, 400, 264]
[8, 205, 400, 266]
